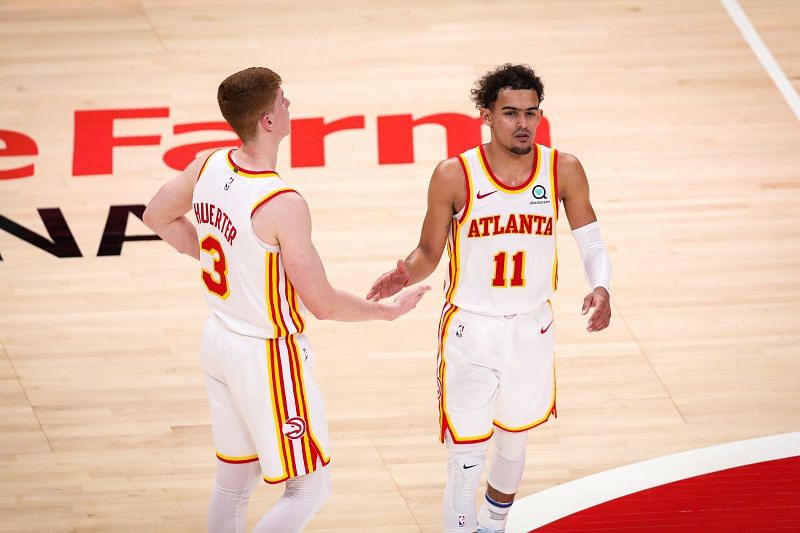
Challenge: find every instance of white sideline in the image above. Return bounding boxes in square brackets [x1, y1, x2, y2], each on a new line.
[721, 0, 800, 120]
[506, 431, 800, 532]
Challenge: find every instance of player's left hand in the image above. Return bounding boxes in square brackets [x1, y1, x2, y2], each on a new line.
[581, 287, 610, 332]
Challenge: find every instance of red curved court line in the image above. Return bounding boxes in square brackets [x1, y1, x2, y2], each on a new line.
[507, 432, 800, 532]
[534, 455, 800, 531]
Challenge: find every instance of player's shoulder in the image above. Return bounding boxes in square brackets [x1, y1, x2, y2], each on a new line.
[555, 151, 585, 177]
[183, 148, 226, 179]
[556, 150, 578, 165]
[252, 187, 306, 218]
[193, 147, 226, 168]
[432, 156, 466, 181]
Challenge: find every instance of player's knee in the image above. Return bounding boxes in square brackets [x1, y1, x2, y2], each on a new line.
[447, 442, 488, 511]
[213, 460, 261, 495]
[315, 466, 332, 508]
[493, 428, 528, 462]
[285, 465, 331, 513]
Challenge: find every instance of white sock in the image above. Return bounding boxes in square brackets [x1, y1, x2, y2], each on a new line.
[253, 465, 332, 533]
[208, 460, 261, 533]
[477, 493, 513, 531]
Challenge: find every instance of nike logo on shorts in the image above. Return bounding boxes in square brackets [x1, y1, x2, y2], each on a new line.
[463, 464, 478, 469]
[476, 190, 497, 199]
[540, 319, 553, 334]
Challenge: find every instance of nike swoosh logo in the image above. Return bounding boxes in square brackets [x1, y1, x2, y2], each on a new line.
[463, 464, 478, 469]
[540, 320, 553, 334]
[476, 190, 497, 199]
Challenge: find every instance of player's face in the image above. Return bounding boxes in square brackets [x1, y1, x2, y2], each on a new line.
[270, 87, 291, 139]
[482, 89, 541, 155]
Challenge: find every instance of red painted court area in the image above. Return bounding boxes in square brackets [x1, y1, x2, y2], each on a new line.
[535, 456, 800, 531]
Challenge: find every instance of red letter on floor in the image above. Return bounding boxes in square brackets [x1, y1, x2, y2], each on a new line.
[0, 129, 38, 180]
[73, 108, 169, 176]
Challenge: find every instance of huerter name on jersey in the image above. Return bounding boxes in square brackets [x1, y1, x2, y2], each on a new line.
[193, 202, 238, 245]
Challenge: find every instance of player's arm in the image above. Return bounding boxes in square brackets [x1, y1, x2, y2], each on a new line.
[142, 152, 211, 260]
[252, 193, 429, 322]
[366, 158, 464, 301]
[558, 152, 612, 332]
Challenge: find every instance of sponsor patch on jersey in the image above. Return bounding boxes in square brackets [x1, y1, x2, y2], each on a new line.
[530, 184, 551, 205]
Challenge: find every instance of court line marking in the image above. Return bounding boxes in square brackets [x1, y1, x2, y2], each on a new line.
[721, 0, 800, 120]
[506, 431, 800, 532]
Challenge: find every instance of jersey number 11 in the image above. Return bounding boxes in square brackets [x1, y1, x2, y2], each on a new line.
[492, 251, 526, 288]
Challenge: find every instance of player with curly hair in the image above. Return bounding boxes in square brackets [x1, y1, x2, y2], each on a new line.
[367, 63, 611, 532]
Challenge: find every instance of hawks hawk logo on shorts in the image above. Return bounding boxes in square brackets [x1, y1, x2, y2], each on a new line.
[282, 416, 307, 440]
[455, 324, 465, 338]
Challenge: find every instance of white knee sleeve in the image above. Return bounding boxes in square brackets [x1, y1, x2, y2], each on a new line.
[253, 466, 331, 533]
[443, 435, 489, 532]
[487, 428, 528, 495]
[208, 460, 262, 533]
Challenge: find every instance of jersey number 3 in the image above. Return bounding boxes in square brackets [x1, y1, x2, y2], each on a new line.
[492, 251, 526, 287]
[201, 235, 230, 299]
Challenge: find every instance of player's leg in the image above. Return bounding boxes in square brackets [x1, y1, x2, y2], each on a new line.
[482, 304, 556, 532]
[243, 334, 332, 531]
[252, 463, 332, 533]
[208, 459, 262, 533]
[201, 317, 263, 532]
[439, 307, 504, 532]
[443, 434, 490, 533]
[477, 428, 529, 532]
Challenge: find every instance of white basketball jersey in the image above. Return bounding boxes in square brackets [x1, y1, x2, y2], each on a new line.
[192, 149, 306, 338]
[444, 144, 559, 316]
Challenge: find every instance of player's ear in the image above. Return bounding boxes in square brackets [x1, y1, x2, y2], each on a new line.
[260, 113, 272, 132]
[481, 107, 492, 126]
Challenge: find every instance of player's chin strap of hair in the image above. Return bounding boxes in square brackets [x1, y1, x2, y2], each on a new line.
[571, 221, 611, 291]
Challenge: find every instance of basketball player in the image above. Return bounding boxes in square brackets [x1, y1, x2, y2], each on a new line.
[366, 64, 611, 533]
[142, 67, 430, 533]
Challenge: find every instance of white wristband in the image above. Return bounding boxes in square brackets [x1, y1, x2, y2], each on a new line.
[571, 221, 611, 291]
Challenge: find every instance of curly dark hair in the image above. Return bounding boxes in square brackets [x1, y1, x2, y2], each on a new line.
[470, 63, 544, 110]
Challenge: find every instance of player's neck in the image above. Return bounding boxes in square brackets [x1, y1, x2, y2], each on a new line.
[235, 138, 280, 172]
[484, 141, 535, 184]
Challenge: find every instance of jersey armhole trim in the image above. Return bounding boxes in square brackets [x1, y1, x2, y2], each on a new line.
[195, 149, 223, 183]
[251, 188, 301, 217]
[552, 149, 559, 220]
[456, 155, 472, 224]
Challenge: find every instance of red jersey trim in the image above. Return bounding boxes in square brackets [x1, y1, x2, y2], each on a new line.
[227, 149, 280, 178]
[251, 188, 299, 217]
[552, 148, 560, 219]
[456, 155, 472, 225]
[195, 149, 223, 183]
[478, 143, 539, 193]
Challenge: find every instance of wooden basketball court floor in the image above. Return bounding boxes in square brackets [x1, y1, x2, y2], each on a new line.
[1, 1, 798, 531]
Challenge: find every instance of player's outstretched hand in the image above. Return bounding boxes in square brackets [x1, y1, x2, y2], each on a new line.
[385, 285, 431, 320]
[367, 259, 410, 302]
[581, 287, 611, 332]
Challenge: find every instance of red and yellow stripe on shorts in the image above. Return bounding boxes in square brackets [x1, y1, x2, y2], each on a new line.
[263, 336, 330, 484]
[262, 253, 328, 483]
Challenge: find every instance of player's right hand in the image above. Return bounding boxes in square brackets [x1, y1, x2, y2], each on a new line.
[367, 259, 411, 301]
[385, 284, 430, 320]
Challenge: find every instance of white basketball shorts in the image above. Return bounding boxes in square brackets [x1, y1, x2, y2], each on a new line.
[436, 302, 556, 444]
[201, 314, 330, 483]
